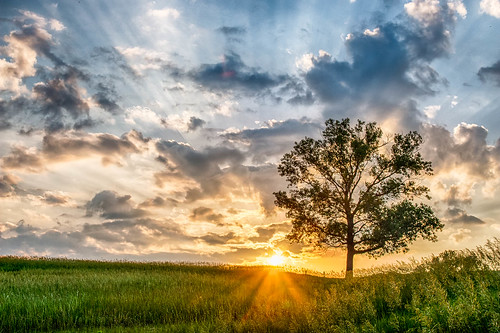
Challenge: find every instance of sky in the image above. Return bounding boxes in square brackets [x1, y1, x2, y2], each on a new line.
[0, 0, 499, 272]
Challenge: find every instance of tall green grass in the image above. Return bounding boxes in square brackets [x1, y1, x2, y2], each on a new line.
[1, 239, 499, 332]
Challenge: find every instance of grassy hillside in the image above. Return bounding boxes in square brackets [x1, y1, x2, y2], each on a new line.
[1, 240, 499, 332]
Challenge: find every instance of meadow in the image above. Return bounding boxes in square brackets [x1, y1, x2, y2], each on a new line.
[1, 240, 499, 332]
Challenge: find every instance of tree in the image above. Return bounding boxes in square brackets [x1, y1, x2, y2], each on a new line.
[274, 118, 443, 278]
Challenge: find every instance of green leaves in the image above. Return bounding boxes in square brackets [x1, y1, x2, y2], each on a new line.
[362, 200, 444, 257]
[274, 118, 442, 272]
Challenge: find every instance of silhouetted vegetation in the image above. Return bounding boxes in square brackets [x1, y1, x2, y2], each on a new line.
[275, 118, 442, 277]
[1, 239, 499, 332]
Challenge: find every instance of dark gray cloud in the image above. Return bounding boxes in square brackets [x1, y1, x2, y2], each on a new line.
[1, 18, 102, 131]
[445, 208, 485, 225]
[81, 217, 191, 248]
[32, 62, 123, 132]
[139, 196, 179, 208]
[0, 218, 269, 263]
[478, 60, 500, 86]
[85, 190, 147, 220]
[422, 123, 497, 179]
[441, 184, 472, 207]
[200, 232, 240, 245]
[306, 27, 416, 102]
[250, 222, 290, 242]
[0, 214, 268, 264]
[227, 163, 286, 215]
[1, 220, 38, 236]
[155, 140, 245, 201]
[0, 222, 91, 257]
[18, 127, 37, 136]
[156, 141, 245, 177]
[0, 97, 31, 131]
[2, 130, 147, 172]
[0, 217, 195, 258]
[9, 23, 64, 66]
[91, 47, 140, 78]
[73, 117, 98, 130]
[42, 192, 69, 205]
[191, 52, 288, 93]
[0, 174, 18, 197]
[403, 1, 461, 61]
[304, 33, 433, 128]
[421, 123, 498, 227]
[217, 26, 246, 43]
[0, 18, 127, 132]
[92, 82, 122, 114]
[1, 146, 44, 171]
[189, 207, 225, 225]
[273, 238, 308, 257]
[154, 139, 289, 213]
[222, 118, 322, 163]
[42, 130, 143, 159]
[287, 90, 314, 105]
[33, 67, 90, 128]
[301, 1, 461, 129]
[90, 46, 184, 80]
[217, 26, 246, 36]
[0, 176, 73, 204]
[187, 116, 206, 132]
[278, 79, 316, 105]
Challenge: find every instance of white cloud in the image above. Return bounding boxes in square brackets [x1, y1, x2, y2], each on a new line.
[449, 228, 472, 243]
[125, 106, 163, 126]
[296, 50, 331, 72]
[296, 53, 314, 72]
[480, 0, 500, 18]
[452, 122, 488, 145]
[0, 29, 47, 94]
[448, 0, 467, 18]
[405, 0, 441, 25]
[20, 10, 66, 31]
[147, 8, 180, 20]
[49, 19, 66, 31]
[450, 95, 458, 108]
[318, 49, 331, 58]
[363, 27, 381, 37]
[115, 46, 170, 73]
[213, 100, 238, 117]
[0, 11, 64, 95]
[423, 105, 441, 118]
[405, 0, 467, 26]
[20, 10, 48, 27]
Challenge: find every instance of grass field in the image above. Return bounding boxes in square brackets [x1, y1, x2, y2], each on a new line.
[1, 240, 499, 332]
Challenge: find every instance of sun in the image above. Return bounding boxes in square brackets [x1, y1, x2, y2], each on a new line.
[268, 250, 286, 266]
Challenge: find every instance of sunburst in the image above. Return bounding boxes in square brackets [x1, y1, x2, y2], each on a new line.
[268, 250, 286, 266]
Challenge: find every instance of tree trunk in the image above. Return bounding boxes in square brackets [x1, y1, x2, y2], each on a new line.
[345, 245, 354, 279]
[345, 214, 355, 279]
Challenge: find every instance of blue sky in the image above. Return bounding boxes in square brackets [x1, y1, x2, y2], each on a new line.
[0, 0, 499, 271]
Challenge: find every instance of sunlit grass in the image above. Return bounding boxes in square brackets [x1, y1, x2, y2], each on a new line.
[1, 239, 499, 332]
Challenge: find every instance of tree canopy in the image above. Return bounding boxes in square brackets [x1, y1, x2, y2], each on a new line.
[274, 118, 443, 277]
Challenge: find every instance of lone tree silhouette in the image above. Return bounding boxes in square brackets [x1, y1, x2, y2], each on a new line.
[274, 118, 443, 278]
